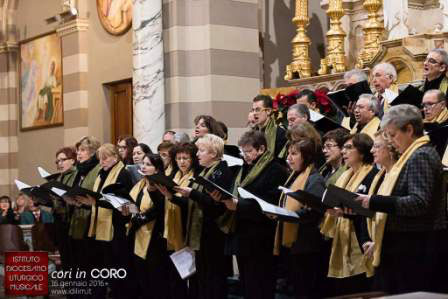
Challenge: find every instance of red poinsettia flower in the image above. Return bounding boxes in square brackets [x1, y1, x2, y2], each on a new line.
[314, 89, 331, 114]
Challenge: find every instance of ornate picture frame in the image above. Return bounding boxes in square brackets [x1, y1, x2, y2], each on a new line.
[19, 31, 64, 131]
[97, 0, 133, 35]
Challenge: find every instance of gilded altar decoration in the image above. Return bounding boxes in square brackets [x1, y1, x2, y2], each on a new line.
[318, 0, 346, 75]
[19, 32, 63, 130]
[356, 0, 385, 68]
[284, 0, 312, 80]
[97, 0, 132, 35]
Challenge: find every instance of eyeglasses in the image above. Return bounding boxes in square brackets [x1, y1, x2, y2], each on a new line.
[425, 57, 444, 65]
[55, 158, 69, 164]
[421, 101, 443, 109]
[323, 143, 338, 149]
[342, 144, 354, 150]
[372, 143, 385, 149]
[176, 156, 191, 161]
[250, 107, 269, 113]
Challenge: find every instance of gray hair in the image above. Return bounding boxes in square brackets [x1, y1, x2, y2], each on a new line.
[358, 93, 380, 115]
[288, 103, 310, 120]
[429, 48, 448, 65]
[423, 89, 446, 103]
[344, 69, 368, 83]
[173, 132, 190, 144]
[372, 62, 397, 81]
[381, 104, 424, 137]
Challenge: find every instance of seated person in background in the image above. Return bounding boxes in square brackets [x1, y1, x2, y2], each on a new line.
[162, 130, 176, 143]
[252, 95, 287, 157]
[13, 192, 31, 223]
[320, 128, 349, 186]
[351, 94, 381, 139]
[421, 48, 448, 94]
[117, 135, 138, 166]
[20, 200, 54, 225]
[371, 63, 398, 118]
[0, 196, 18, 225]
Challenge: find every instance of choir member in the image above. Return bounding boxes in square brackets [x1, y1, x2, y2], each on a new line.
[67, 136, 101, 270]
[117, 135, 138, 165]
[321, 133, 378, 296]
[163, 130, 176, 143]
[371, 63, 398, 118]
[356, 104, 447, 294]
[155, 143, 202, 299]
[320, 129, 349, 186]
[357, 130, 398, 279]
[251, 95, 287, 157]
[343, 69, 368, 87]
[82, 143, 133, 299]
[350, 94, 381, 138]
[193, 115, 226, 140]
[286, 123, 324, 168]
[157, 141, 175, 177]
[275, 138, 328, 298]
[128, 143, 152, 184]
[278, 104, 310, 159]
[55, 146, 78, 184]
[125, 154, 172, 299]
[296, 89, 320, 113]
[174, 134, 233, 299]
[216, 130, 288, 299]
[421, 48, 448, 94]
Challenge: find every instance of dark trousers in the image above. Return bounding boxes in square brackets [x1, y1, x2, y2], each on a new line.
[373, 230, 445, 295]
[290, 253, 329, 299]
[237, 254, 275, 299]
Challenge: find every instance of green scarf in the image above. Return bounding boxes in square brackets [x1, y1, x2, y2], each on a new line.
[54, 167, 77, 222]
[218, 150, 275, 234]
[68, 163, 101, 240]
[186, 161, 220, 250]
[260, 117, 278, 156]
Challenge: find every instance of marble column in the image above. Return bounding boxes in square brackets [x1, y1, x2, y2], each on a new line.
[133, 0, 165, 151]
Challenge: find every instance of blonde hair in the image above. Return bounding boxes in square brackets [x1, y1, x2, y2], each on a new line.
[97, 143, 119, 160]
[76, 136, 101, 155]
[195, 134, 224, 160]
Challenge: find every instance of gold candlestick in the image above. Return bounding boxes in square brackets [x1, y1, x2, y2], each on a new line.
[318, 0, 347, 75]
[285, 0, 312, 81]
[356, 0, 384, 68]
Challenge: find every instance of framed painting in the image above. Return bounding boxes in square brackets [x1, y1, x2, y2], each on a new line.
[19, 32, 63, 131]
[97, 0, 133, 35]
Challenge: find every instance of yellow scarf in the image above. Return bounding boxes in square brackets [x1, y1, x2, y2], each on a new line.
[130, 179, 155, 259]
[321, 164, 373, 278]
[424, 107, 448, 124]
[341, 117, 351, 130]
[350, 117, 380, 139]
[88, 161, 124, 241]
[164, 170, 192, 251]
[364, 136, 430, 277]
[165, 164, 174, 177]
[273, 165, 313, 255]
[442, 146, 448, 166]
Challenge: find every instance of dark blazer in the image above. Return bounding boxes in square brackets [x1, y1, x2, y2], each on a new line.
[289, 170, 328, 254]
[230, 159, 289, 256]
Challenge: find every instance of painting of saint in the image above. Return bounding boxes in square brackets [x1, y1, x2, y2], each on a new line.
[20, 32, 63, 130]
[97, 0, 133, 35]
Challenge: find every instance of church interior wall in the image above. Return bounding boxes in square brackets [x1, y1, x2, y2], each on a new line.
[15, 0, 133, 185]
